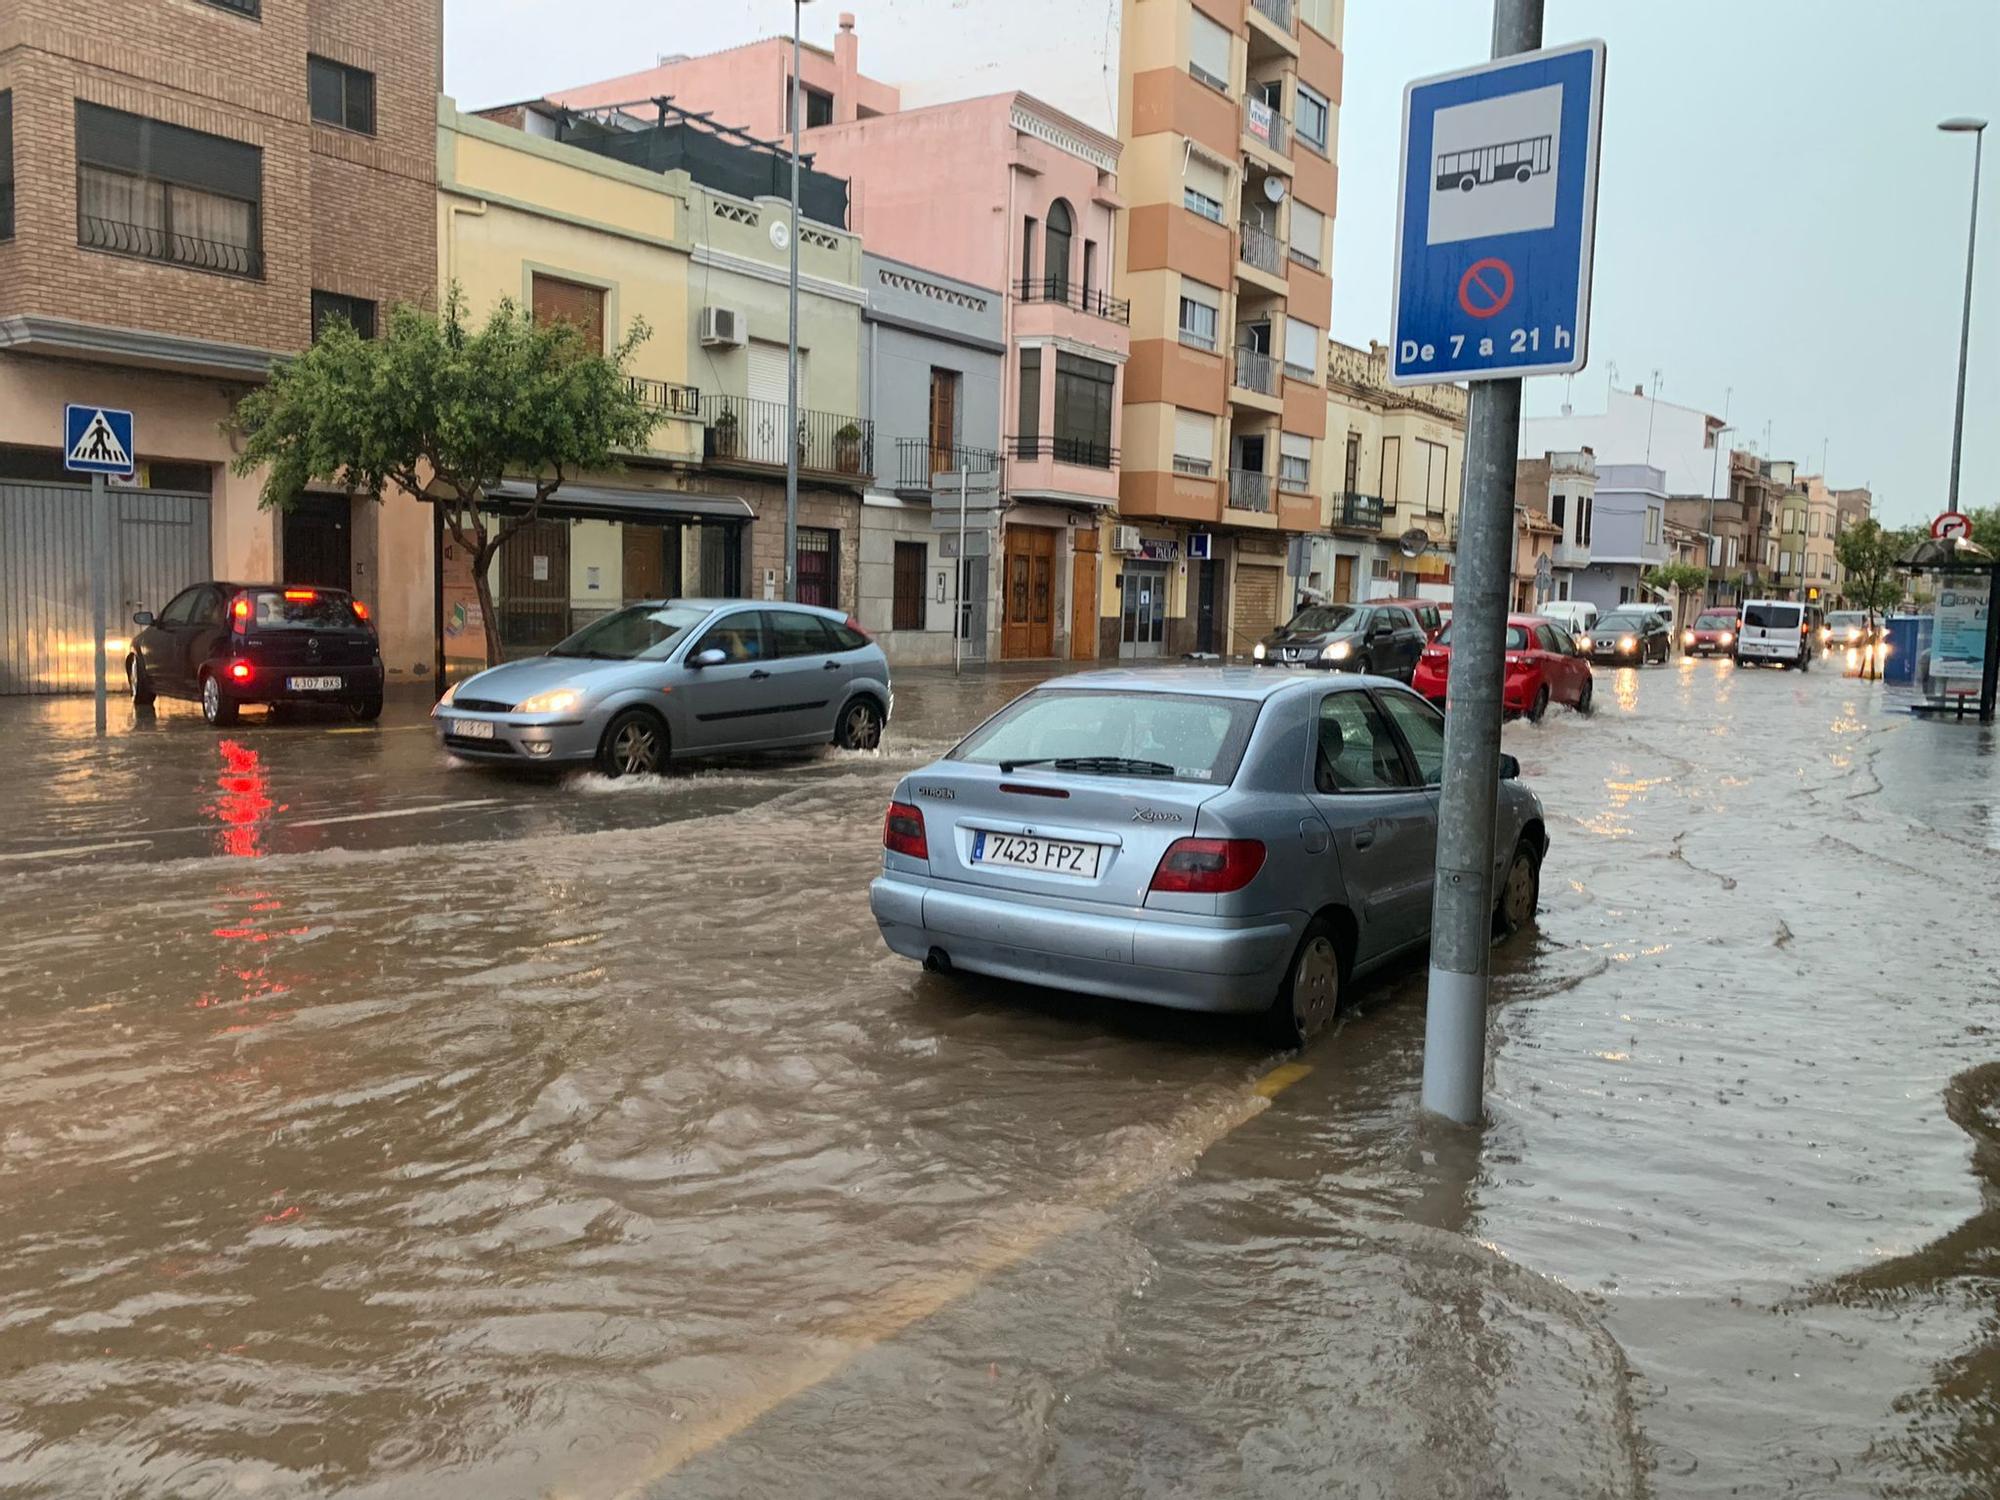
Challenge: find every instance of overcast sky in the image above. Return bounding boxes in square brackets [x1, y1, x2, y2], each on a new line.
[448, 0, 1997, 525]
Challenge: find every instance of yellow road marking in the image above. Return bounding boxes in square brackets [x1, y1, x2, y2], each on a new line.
[589, 1059, 1311, 1500]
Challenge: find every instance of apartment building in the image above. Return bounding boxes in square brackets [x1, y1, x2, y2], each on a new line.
[1568, 462, 1666, 612]
[1117, 0, 1343, 657]
[1319, 337, 1466, 605]
[1774, 472, 1840, 603]
[0, 0, 441, 694]
[552, 18, 1126, 662]
[1516, 449, 1598, 605]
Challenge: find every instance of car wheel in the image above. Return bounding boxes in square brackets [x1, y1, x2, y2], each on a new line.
[348, 694, 383, 723]
[1493, 838, 1541, 938]
[127, 656, 156, 707]
[199, 672, 238, 727]
[1527, 683, 1551, 723]
[836, 698, 884, 751]
[1575, 677, 1594, 716]
[597, 708, 666, 777]
[1264, 919, 1342, 1048]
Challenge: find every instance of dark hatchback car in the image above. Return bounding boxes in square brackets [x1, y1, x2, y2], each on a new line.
[128, 583, 385, 725]
[1254, 602, 1428, 679]
[1586, 609, 1674, 665]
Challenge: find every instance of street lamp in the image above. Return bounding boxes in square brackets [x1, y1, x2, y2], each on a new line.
[1939, 117, 1985, 516]
[785, 0, 817, 601]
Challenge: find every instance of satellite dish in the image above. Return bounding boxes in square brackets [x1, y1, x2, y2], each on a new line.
[1262, 175, 1287, 203]
[1397, 528, 1431, 560]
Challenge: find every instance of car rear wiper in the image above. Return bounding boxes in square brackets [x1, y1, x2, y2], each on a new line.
[996, 755, 1176, 777]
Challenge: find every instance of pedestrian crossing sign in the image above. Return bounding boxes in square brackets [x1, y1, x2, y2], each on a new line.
[64, 404, 136, 476]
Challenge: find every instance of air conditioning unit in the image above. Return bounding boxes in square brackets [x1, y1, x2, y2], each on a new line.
[699, 307, 745, 347]
[1113, 525, 1144, 555]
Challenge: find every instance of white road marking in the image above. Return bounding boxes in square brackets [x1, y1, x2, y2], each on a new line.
[0, 839, 153, 864]
[283, 798, 505, 829]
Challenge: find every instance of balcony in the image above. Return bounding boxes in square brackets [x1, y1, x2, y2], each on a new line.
[1229, 468, 1272, 513]
[1011, 435, 1118, 471]
[1238, 219, 1284, 277]
[1232, 345, 1279, 397]
[1332, 492, 1385, 533]
[702, 395, 873, 480]
[1243, 94, 1290, 158]
[1013, 277, 1130, 325]
[79, 213, 262, 279]
[627, 377, 700, 417]
[1251, 0, 1293, 29]
[895, 439, 1002, 491]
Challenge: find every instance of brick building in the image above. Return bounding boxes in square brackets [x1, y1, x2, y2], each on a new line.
[0, 0, 440, 694]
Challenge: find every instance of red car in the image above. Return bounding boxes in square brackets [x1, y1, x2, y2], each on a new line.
[1683, 607, 1739, 657]
[1412, 613, 1595, 722]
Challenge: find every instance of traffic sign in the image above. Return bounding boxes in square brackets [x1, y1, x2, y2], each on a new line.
[1932, 511, 1972, 540]
[64, 405, 135, 476]
[1390, 39, 1606, 385]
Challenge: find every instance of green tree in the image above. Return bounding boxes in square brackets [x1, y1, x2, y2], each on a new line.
[1966, 505, 2000, 558]
[229, 287, 660, 666]
[1834, 518, 1912, 616]
[1642, 561, 1708, 597]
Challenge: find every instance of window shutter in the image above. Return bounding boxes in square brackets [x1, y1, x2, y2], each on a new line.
[1283, 316, 1320, 375]
[1173, 409, 1213, 462]
[1183, 151, 1228, 205]
[1189, 10, 1232, 87]
[1288, 201, 1324, 262]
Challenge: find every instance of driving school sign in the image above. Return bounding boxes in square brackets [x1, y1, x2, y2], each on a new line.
[1390, 40, 1606, 385]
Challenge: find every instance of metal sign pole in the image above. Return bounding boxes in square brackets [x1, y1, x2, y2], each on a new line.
[1419, 0, 1544, 1127]
[955, 462, 969, 677]
[91, 472, 109, 737]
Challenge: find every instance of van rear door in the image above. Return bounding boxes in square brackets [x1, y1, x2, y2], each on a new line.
[1739, 602, 1803, 660]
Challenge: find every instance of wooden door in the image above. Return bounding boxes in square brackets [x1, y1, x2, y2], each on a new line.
[1070, 546, 1098, 660]
[622, 524, 666, 603]
[1333, 554, 1355, 604]
[1003, 526, 1056, 658]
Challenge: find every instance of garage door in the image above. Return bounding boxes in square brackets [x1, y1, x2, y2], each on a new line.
[1, 481, 212, 695]
[1230, 562, 1281, 657]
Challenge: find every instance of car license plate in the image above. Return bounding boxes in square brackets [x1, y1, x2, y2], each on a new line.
[288, 675, 342, 691]
[972, 831, 1101, 878]
[451, 718, 496, 740]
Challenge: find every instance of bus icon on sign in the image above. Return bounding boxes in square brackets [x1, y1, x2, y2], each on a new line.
[1436, 135, 1553, 193]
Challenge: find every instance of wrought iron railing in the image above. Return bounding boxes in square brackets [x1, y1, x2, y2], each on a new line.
[895, 439, 1002, 490]
[1250, 0, 1294, 31]
[1243, 94, 1290, 156]
[1232, 345, 1278, 396]
[1011, 435, 1119, 470]
[79, 213, 262, 277]
[1239, 219, 1284, 275]
[702, 395, 874, 478]
[1333, 492, 1385, 531]
[1012, 277, 1131, 324]
[1229, 468, 1272, 513]
[628, 377, 700, 416]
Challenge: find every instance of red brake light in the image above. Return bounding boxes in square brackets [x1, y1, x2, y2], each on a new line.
[228, 660, 253, 682]
[284, 589, 317, 601]
[230, 595, 251, 634]
[884, 800, 928, 860]
[351, 599, 369, 622]
[1149, 838, 1266, 895]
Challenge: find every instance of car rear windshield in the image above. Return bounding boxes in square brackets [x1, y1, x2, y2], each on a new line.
[550, 604, 710, 661]
[1434, 623, 1529, 649]
[1285, 605, 1359, 633]
[949, 690, 1262, 784]
[1744, 604, 1801, 630]
[1827, 613, 1865, 629]
[1693, 614, 1735, 629]
[244, 589, 363, 629]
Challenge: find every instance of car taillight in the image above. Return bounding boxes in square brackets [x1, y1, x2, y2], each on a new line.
[228, 660, 253, 682]
[1149, 838, 1266, 894]
[883, 800, 928, 860]
[231, 595, 250, 634]
[351, 600, 369, 622]
[284, 589, 317, 601]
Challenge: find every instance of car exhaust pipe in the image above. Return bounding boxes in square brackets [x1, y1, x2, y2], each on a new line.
[924, 947, 952, 974]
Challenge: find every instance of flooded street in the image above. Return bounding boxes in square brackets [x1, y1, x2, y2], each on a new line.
[0, 659, 1995, 1498]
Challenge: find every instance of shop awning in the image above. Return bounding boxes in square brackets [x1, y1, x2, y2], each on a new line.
[485, 480, 754, 523]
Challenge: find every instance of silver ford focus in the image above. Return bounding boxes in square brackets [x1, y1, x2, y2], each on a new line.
[435, 600, 891, 776]
[870, 669, 1545, 1044]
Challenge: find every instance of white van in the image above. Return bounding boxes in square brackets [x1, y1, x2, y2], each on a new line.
[1735, 599, 1811, 669]
[1540, 600, 1598, 636]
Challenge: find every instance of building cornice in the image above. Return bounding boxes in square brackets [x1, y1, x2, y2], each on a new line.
[0, 316, 280, 381]
[1008, 97, 1121, 175]
[690, 245, 868, 306]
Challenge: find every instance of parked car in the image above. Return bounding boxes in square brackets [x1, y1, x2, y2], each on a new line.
[1371, 596, 1450, 640]
[128, 582, 384, 725]
[1540, 599, 1599, 637]
[1413, 613, 1594, 720]
[1586, 609, 1674, 665]
[1253, 603, 1428, 679]
[434, 600, 891, 776]
[870, 670, 1547, 1045]
[1682, 608, 1739, 656]
[1734, 599, 1812, 670]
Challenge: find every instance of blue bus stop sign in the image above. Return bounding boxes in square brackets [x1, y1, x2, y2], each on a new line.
[1390, 40, 1606, 386]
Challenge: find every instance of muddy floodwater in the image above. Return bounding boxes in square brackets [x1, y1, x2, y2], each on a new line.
[0, 660, 1994, 1498]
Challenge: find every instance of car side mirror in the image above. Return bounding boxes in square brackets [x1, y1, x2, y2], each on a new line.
[131, 610, 154, 627]
[688, 647, 728, 669]
[1498, 753, 1521, 780]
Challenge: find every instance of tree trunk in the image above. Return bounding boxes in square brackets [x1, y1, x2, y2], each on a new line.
[473, 538, 503, 667]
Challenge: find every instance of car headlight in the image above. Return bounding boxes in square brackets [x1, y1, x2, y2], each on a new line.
[1576, 636, 1592, 652]
[516, 687, 584, 715]
[437, 679, 460, 708]
[1719, 631, 1733, 645]
[1323, 640, 1352, 662]
[1683, 630, 1696, 645]
[1620, 635, 1637, 652]
[1253, 642, 1267, 660]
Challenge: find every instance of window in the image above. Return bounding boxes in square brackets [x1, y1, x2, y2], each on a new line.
[1182, 152, 1227, 223]
[75, 102, 263, 278]
[1343, 433, 1360, 492]
[768, 609, 837, 657]
[1287, 200, 1324, 270]
[530, 273, 605, 354]
[1178, 277, 1221, 350]
[311, 290, 377, 341]
[554, 604, 709, 661]
[1189, 7, 1233, 92]
[1381, 436, 1401, 504]
[1550, 493, 1567, 531]
[0, 92, 12, 240]
[1044, 198, 1074, 297]
[191, 586, 228, 626]
[928, 367, 960, 459]
[1780, 549, 1794, 576]
[308, 55, 375, 135]
[795, 528, 838, 607]
[1728, 537, 1740, 567]
[1295, 83, 1330, 153]
[1016, 347, 1041, 455]
[1370, 558, 1392, 579]
[1646, 507, 1661, 545]
[1708, 533, 1721, 566]
[1315, 692, 1414, 793]
[1053, 353, 1116, 466]
[1782, 510, 1799, 534]
[1280, 432, 1311, 491]
[893, 542, 927, 632]
[1377, 691, 1445, 786]
[1808, 513, 1821, 537]
[1083, 241, 1098, 301]
[199, 0, 261, 15]
[1298, 0, 1336, 38]
[1282, 316, 1319, 380]
[1547, 623, 1579, 656]
[1619, 586, 1636, 605]
[1578, 495, 1594, 546]
[693, 614, 768, 663]
[158, 587, 203, 626]
[1173, 408, 1214, 476]
[786, 82, 834, 131]
[1416, 438, 1449, 512]
[1021, 216, 1037, 285]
